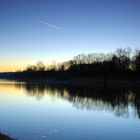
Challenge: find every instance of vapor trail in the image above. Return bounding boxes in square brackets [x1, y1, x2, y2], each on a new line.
[38, 20, 62, 30]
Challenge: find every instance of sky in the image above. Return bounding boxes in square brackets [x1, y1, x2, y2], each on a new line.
[0, 0, 140, 72]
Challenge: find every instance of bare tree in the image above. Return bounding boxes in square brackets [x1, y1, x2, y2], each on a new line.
[36, 61, 46, 71]
[25, 65, 38, 72]
[135, 50, 140, 71]
[73, 54, 86, 64]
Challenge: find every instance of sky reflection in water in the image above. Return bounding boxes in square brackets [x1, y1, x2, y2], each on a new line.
[0, 80, 140, 140]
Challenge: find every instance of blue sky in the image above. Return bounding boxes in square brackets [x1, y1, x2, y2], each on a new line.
[0, 0, 140, 71]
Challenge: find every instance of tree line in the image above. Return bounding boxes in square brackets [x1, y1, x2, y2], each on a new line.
[16, 47, 140, 79]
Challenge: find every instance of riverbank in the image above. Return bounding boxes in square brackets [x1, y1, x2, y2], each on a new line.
[0, 133, 16, 140]
[12, 76, 140, 89]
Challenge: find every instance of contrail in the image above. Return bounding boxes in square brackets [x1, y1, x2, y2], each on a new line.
[38, 20, 62, 30]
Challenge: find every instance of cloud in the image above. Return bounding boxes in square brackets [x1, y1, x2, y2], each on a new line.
[38, 20, 62, 30]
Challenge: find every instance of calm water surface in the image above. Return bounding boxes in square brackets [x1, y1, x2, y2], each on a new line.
[0, 80, 140, 140]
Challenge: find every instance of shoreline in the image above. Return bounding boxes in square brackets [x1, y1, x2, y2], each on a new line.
[3, 76, 140, 88]
[0, 133, 16, 140]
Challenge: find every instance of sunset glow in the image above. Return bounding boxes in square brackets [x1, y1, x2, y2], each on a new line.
[0, 0, 140, 72]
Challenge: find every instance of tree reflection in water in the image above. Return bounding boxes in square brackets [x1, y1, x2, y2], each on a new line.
[15, 83, 140, 119]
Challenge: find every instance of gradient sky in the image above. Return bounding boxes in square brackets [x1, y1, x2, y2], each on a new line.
[0, 0, 140, 72]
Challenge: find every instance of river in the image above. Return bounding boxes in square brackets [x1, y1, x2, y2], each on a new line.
[0, 80, 140, 140]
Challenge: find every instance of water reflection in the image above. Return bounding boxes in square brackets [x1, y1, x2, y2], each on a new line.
[13, 83, 140, 119]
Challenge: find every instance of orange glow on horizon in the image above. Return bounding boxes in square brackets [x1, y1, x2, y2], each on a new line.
[0, 65, 25, 72]
[0, 64, 27, 72]
[0, 59, 68, 72]
[0, 60, 39, 72]
[0, 67, 18, 72]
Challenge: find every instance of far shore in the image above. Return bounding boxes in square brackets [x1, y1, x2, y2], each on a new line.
[3, 76, 140, 88]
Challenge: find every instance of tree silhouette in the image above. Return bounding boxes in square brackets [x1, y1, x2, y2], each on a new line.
[5, 47, 139, 80]
[135, 50, 140, 71]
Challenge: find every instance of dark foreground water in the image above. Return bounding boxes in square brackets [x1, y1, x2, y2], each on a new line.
[0, 80, 140, 140]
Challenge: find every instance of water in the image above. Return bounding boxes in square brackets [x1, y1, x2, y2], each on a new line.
[0, 80, 140, 140]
